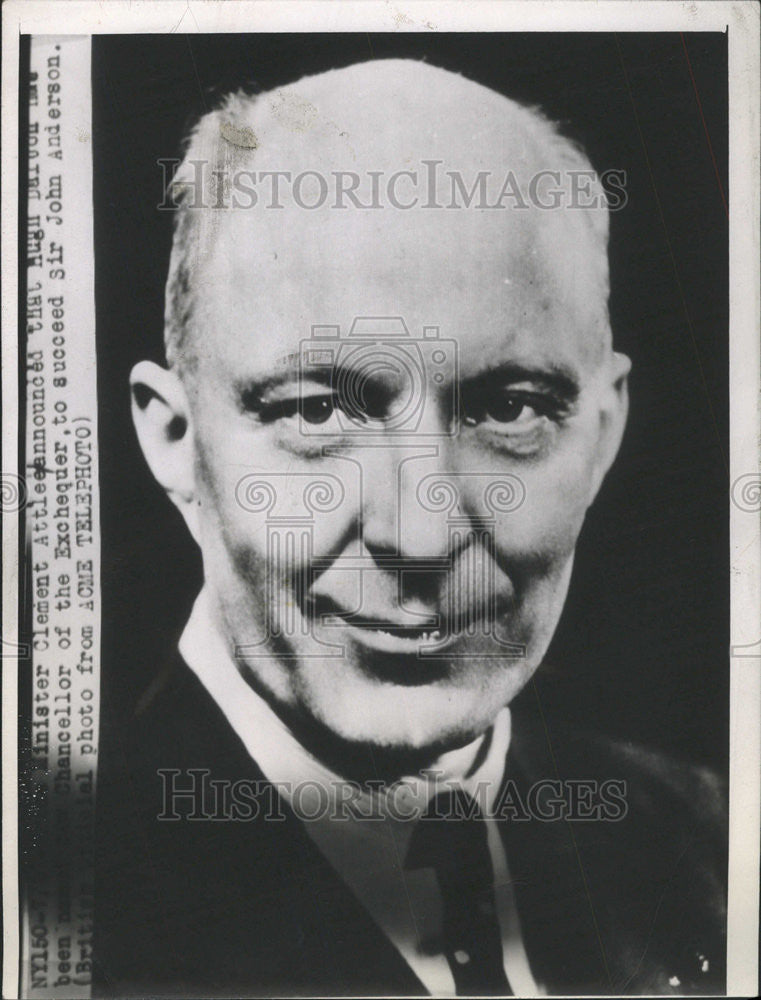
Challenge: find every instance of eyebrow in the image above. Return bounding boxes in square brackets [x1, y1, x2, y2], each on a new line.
[234, 364, 332, 410]
[464, 362, 581, 402]
[235, 358, 582, 411]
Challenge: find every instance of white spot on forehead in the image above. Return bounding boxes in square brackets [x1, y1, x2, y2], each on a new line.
[268, 90, 319, 133]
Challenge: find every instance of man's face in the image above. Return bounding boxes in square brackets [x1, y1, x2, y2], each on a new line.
[178, 196, 623, 758]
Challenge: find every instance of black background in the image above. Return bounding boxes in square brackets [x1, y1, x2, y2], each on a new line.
[92, 32, 728, 769]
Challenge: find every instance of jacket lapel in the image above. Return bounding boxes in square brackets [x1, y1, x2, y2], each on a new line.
[501, 697, 610, 994]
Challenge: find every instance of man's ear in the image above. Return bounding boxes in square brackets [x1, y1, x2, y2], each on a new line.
[130, 360, 201, 544]
[587, 351, 631, 504]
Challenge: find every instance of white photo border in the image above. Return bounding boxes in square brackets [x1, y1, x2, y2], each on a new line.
[2, 3, 759, 998]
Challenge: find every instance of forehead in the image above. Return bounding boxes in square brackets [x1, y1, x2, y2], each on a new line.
[183, 63, 609, 381]
[190, 197, 607, 383]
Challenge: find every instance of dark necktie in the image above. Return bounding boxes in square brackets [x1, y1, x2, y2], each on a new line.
[405, 788, 513, 996]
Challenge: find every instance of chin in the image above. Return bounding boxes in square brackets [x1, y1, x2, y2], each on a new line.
[293, 655, 538, 757]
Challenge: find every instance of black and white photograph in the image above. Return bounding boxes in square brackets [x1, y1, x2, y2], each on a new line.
[2, 3, 759, 999]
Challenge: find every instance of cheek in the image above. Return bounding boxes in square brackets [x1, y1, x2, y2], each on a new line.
[491, 451, 595, 575]
[191, 425, 270, 578]
[194, 430, 359, 577]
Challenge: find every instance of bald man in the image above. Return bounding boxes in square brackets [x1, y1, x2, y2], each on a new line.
[95, 60, 726, 997]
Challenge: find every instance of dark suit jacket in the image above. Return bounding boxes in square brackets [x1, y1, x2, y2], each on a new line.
[93, 654, 727, 997]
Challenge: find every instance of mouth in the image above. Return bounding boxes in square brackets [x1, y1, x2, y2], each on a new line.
[308, 596, 485, 655]
[321, 613, 449, 652]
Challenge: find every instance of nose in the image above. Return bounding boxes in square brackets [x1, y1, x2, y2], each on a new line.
[360, 443, 455, 563]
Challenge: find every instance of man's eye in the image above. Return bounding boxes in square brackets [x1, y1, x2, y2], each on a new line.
[257, 393, 338, 425]
[461, 391, 552, 428]
[300, 394, 337, 425]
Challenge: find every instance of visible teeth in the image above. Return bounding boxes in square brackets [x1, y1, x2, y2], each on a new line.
[368, 627, 443, 642]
